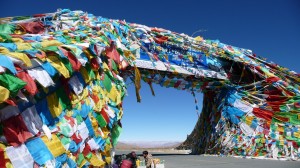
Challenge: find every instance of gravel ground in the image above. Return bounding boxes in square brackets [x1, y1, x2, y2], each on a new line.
[116, 150, 300, 168]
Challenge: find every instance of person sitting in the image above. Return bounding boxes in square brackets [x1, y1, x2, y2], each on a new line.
[114, 154, 125, 167]
[126, 151, 138, 168]
[142, 151, 154, 168]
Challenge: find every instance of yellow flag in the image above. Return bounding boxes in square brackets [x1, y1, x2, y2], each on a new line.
[12, 38, 24, 43]
[0, 47, 32, 67]
[41, 135, 66, 157]
[80, 67, 92, 83]
[0, 86, 10, 103]
[47, 55, 70, 78]
[47, 92, 63, 117]
[87, 153, 106, 167]
[16, 43, 32, 50]
[107, 85, 119, 102]
[41, 40, 62, 48]
[194, 36, 203, 41]
[134, 65, 141, 102]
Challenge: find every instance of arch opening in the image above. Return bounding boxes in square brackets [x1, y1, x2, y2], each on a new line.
[119, 81, 201, 143]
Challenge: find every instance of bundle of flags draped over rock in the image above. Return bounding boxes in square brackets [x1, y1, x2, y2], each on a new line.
[0, 9, 299, 167]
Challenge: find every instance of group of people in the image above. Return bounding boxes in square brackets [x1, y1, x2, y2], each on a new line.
[114, 151, 154, 168]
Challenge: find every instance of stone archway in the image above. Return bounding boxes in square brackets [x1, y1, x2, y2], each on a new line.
[0, 9, 299, 167]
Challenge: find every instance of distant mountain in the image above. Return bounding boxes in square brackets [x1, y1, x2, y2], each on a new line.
[117, 141, 182, 149]
[116, 141, 140, 149]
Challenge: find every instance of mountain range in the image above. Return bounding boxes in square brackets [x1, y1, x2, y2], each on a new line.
[116, 141, 182, 149]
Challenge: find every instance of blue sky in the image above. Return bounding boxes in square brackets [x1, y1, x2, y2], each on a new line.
[1, 0, 299, 141]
